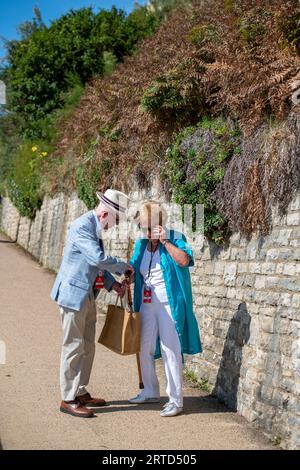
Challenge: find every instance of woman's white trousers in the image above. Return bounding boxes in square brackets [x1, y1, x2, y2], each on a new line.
[139, 301, 183, 407]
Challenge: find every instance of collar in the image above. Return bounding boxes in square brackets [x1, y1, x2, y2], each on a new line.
[93, 210, 101, 237]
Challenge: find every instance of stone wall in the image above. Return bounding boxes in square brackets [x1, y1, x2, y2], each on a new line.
[187, 194, 300, 450]
[0, 188, 299, 450]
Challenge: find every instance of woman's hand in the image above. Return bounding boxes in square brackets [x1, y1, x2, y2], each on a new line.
[112, 281, 126, 298]
[153, 228, 191, 267]
[152, 225, 167, 244]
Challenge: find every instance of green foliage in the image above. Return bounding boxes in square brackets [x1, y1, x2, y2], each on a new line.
[103, 51, 118, 76]
[2, 5, 158, 139]
[5, 8, 103, 134]
[271, 435, 282, 446]
[0, 80, 83, 217]
[125, 5, 159, 50]
[188, 24, 218, 46]
[0, 113, 21, 194]
[239, 23, 265, 47]
[183, 367, 212, 393]
[6, 142, 49, 218]
[278, 12, 300, 54]
[140, 60, 205, 120]
[239, 13, 267, 48]
[76, 166, 100, 210]
[0, 3, 158, 212]
[76, 158, 112, 210]
[165, 116, 241, 244]
[188, 24, 218, 62]
[75, 138, 112, 209]
[141, 75, 184, 112]
[223, 0, 234, 12]
[99, 126, 121, 141]
[147, 0, 192, 19]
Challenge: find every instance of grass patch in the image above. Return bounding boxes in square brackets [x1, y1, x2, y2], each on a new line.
[183, 367, 212, 393]
[271, 435, 282, 446]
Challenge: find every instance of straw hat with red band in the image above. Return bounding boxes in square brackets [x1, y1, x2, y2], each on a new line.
[96, 189, 130, 216]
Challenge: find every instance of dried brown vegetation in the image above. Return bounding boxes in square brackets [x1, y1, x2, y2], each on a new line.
[214, 112, 300, 236]
[47, 0, 300, 238]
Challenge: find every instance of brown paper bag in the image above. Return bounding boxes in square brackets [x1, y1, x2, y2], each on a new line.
[98, 289, 141, 355]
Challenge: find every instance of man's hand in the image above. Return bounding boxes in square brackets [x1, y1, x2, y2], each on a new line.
[112, 281, 126, 298]
[124, 265, 135, 285]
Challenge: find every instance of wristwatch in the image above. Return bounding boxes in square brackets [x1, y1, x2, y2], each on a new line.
[162, 239, 169, 246]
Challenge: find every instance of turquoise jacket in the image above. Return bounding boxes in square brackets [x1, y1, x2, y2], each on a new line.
[130, 230, 202, 359]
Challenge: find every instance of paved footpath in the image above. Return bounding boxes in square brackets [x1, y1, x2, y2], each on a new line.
[0, 236, 275, 450]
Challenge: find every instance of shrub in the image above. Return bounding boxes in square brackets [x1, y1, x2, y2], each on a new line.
[75, 138, 112, 209]
[239, 20, 266, 48]
[0, 3, 160, 214]
[7, 142, 49, 218]
[164, 116, 241, 244]
[76, 166, 100, 210]
[2, 5, 158, 139]
[140, 59, 206, 121]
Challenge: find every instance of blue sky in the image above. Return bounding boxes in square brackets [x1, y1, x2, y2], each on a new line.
[0, 0, 148, 61]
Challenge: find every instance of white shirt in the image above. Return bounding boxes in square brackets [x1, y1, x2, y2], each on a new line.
[139, 247, 168, 303]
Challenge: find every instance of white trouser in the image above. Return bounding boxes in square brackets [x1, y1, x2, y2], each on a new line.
[59, 293, 96, 401]
[139, 301, 183, 408]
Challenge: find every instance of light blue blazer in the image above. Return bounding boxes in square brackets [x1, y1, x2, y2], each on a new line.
[50, 210, 129, 311]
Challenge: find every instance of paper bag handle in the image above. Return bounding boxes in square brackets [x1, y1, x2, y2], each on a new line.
[115, 287, 132, 310]
[127, 286, 133, 309]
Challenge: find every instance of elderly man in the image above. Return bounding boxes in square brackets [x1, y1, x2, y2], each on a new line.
[51, 189, 133, 418]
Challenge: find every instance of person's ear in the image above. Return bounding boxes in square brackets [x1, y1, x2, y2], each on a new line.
[99, 211, 109, 223]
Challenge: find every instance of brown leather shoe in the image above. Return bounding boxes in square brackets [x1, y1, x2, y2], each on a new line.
[60, 400, 94, 418]
[76, 392, 107, 407]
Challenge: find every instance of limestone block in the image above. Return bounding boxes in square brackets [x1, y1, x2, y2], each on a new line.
[290, 194, 300, 211]
[0, 197, 20, 240]
[17, 217, 31, 250]
[223, 263, 237, 286]
[287, 212, 300, 226]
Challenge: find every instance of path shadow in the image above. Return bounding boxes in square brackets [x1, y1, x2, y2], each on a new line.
[212, 302, 251, 410]
[92, 395, 232, 415]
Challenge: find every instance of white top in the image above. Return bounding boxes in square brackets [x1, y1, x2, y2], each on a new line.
[139, 247, 168, 303]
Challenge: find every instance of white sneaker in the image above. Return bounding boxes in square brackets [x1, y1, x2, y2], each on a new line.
[129, 393, 159, 404]
[160, 402, 183, 417]
[163, 401, 171, 409]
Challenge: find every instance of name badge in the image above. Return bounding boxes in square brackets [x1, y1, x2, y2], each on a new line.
[94, 274, 104, 289]
[143, 286, 152, 303]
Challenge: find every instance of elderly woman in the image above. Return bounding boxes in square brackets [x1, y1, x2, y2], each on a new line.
[128, 201, 202, 417]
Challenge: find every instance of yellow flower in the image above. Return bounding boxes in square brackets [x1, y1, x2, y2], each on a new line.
[31, 146, 38, 152]
[41, 151, 48, 157]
